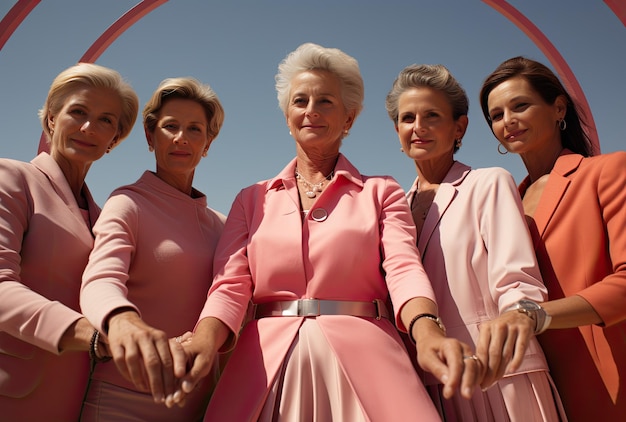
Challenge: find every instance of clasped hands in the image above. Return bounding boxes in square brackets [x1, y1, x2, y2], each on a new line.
[416, 308, 536, 396]
[106, 309, 535, 408]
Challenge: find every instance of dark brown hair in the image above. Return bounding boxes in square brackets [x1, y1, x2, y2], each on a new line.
[479, 56, 594, 156]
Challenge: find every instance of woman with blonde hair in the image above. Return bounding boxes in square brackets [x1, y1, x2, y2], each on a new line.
[0, 62, 138, 421]
[80, 76, 227, 421]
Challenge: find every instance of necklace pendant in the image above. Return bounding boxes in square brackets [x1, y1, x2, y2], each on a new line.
[305, 191, 316, 198]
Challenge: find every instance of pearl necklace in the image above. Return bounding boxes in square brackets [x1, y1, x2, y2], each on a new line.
[295, 168, 334, 198]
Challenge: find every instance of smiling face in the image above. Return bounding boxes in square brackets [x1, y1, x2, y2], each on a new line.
[285, 70, 355, 155]
[395, 86, 466, 165]
[48, 86, 122, 166]
[147, 97, 211, 191]
[486, 76, 565, 155]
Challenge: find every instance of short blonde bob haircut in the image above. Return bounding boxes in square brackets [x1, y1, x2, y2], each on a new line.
[143, 77, 224, 142]
[39, 62, 139, 146]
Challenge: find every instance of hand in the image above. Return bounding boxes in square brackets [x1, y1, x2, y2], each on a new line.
[106, 310, 187, 403]
[416, 334, 483, 399]
[402, 298, 483, 399]
[166, 318, 227, 408]
[475, 310, 534, 390]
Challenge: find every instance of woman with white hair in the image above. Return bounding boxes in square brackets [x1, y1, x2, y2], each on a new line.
[175, 43, 481, 421]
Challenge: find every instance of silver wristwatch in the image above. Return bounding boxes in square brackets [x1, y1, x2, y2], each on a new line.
[504, 299, 552, 335]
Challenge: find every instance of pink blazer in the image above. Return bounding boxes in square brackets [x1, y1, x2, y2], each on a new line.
[197, 154, 441, 421]
[408, 162, 550, 382]
[0, 153, 100, 420]
[522, 150, 626, 421]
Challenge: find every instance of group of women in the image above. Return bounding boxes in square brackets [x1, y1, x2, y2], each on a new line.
[0, 42, 623, 422]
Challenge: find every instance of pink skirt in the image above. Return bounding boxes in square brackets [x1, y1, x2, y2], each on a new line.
[427, 371, 567, 422]
[258, 319, 368, 421]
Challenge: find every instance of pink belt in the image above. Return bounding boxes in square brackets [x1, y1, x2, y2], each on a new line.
[253, 298, 390, 320]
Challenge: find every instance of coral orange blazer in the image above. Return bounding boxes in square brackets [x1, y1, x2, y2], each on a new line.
[522, 150, 626, 421]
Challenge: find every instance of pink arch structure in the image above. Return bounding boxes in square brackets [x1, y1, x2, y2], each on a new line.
[2, 0, 623, 154]
[0, 0, 168, 153]
[482, 0, 608, 154]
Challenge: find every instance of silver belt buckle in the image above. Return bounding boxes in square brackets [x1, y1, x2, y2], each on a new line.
[298, 299, 320, 316]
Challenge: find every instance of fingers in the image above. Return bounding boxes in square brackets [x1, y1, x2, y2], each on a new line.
[417, 337, 481, 400]
[477, 321, 508, 389]
[111, 340, 151, 393]
[476, 313, 535, 390]
[436, 343, 464, 399]
[440, 342, 483, 400]
[168, 343, 217, 407]
[506, 322, 532, 373]
[107, 315, 178, 403]
[149, 333, 176, 403]
[120, 330, 172, 402]
[458, 353, 483, 399]
[170, 336, 190, 378]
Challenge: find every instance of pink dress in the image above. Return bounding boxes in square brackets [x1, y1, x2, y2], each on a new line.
[197, 154, 442, 421]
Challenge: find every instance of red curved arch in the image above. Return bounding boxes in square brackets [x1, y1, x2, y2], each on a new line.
[37, 0, 168, 153]
[0, 0, 40, 51]
[79, 0, 168, 63]
[1, 1, 618, 155]
[605, 0, 626, 27]
[483, 0, 601, 154]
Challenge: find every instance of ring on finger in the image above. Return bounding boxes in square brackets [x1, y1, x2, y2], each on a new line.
[175, 336, 182, 343]
[463, 354, 480, 364]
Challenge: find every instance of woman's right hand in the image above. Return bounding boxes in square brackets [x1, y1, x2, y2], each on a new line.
[106, 310, 187, 404]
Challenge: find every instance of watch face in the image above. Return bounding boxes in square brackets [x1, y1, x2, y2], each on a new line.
[518, 299, 541, 311]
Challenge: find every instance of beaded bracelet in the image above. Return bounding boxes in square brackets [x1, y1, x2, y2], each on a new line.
[89, 330, 112, 363]
[408, 313, 446, 344]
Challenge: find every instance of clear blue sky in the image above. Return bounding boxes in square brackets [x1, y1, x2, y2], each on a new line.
[0, 1, 624, 214]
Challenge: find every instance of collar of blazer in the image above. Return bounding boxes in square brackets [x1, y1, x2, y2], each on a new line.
[519, 149, 583, 238]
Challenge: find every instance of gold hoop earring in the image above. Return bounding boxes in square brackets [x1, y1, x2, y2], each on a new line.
[497, 144, 508, 155]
